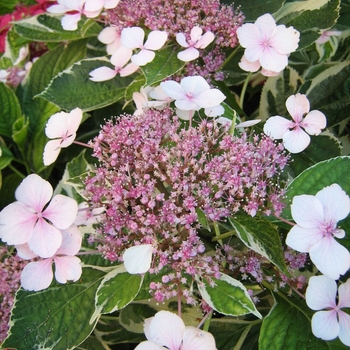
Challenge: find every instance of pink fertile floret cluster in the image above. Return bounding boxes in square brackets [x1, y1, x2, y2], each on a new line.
[84, 107, 289, 303]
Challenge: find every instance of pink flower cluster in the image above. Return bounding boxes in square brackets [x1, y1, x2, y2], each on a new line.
[0, 247, 27, 342]
[104, 0, 244, 82]
[84, 107, 289, 303]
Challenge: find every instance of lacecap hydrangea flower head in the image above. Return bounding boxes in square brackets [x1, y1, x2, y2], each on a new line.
[84, 106, 290, 303]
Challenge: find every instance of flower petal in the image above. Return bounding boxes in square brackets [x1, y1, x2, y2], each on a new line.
[123, 244, 153, 274]
[43, 194, 78, 230]
[238, 54, 261, 72]
[291, 194, 324, 228]
[310, 235, 350, 279]
[15, 174, 52, 211]
[180, 76, 210, 96]
[110, 46, 133, 67]
[134, 341, 165, 350]
[286, 225, 323, 253]
[98, 26, 120, 44]
[15, 243, 38, 260]
[121, 27, 145, 49]
[195, 31, 215, 49]
[236, 23, 261, 50]
[120, 63, 140, 77]
[160, 81, 185, 100]
[61, 13, 81, 31]
[285, 94, 310, 123]
[176, 32, 189, 48]
[204, 104, 224, 117]
[21, 259, 54, 291]
[131, 49, 155, 66]
[54, 255, 82, 283]
[182, 326, 217, 350]
[147, 311, 185, 349]
[306, 275, 337, 311]
[195, 89, 226, 108]
[315, 184, 350, 223]
[56, 225, 82, 256]
[263, 116, 293, 139]
[338, 310, 350, 346]
[258, 47, 288, 73]
[43, 139, 62, 166]
[302, 110, 326, 135]
[144, 30, 168, 50]
[338, 278, 350, 309]
[270, 25, 300, 54]
[89, 66, 117, 82]
[282, 127, 310, 153]
[311, 310, 339, 341]
[177, 47, 199, 62]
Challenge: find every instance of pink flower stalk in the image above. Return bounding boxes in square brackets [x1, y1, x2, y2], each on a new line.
[286, 184, 350, 280]
[84, 107, 289, 303]
[121, 27, 168, 66]
[17, 224, 82, 291]
[89, 46, 139, 81]
[0, 247, 27, 342]
[135, 310, 216, 350]
[176, 26, 215, 62]
[43, 107, 83, 165]
[48, 0, 120, 31]
[306, 275, 350, 346]
[0, 174, 78, 258]
[237, 13, 300, 75]
[263, 93, 327, 153]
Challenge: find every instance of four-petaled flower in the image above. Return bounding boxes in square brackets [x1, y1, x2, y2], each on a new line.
[89, 46, 139, 81]
[286, 184, 350, 280]
[176, 26, 215, 62]
[0, 174, 78, 258]
[160, 76, 226, 119]
[306, 275, 350, 346]
[263, 93, 327, 153]
[121, 27, 168, 66]
[135, 310, 217, 350]
[237, 13, 300, 75]
[16, 224, 82, 291]
[43, 107, 83, 165]
[123, 244, 153, 274]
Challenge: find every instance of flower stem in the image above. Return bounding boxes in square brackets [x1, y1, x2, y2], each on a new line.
[73, 140, 93, 148]
[213, 221, 223, 246]
[239, 72, 252, 109]
[221, 47, 239, 69]
[9, 164, 26, 179]
[212, 230, 236, 241]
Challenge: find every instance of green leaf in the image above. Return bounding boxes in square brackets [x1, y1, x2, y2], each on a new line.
[142, 45, 185, 86]
[12, 115, 29, 156]
[237, 0, 285, 21]
[259, 67, 302, 121]
[0, 82, 22, 138]
[196, 207, 211, 231]
[14, 14, 101, 42]
[301, 61, 350, 128]
[259, 293, 331, 350]
[273, 0, 340, 49]
[197, 273, 262, 318]
[92, 265, 143, 323]
[39, 58, 134, 111]
[3, 268, 104, 350]
[228, 215, 289, 276]
[0, 144, 14, 169]
[289, 133, 342, 176]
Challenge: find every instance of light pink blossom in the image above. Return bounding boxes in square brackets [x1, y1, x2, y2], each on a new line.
[17, 224, 82, 291]
[123, 244, 153, 274]
[306, 275, 350, 346]
[286, 184, 350, 279]
[48, 0, 120, 30]
[160, 76, 225, 113]
[135, 310, 217, 350]
[0, 174, 78, 258]
[89, 46, 139, 81]
[263, 93, 326, 153]
[121, 27, 168, 66]
[176, 26, 215, 62]
[43, 107, 83, 166]
[237, 13, 300, 75]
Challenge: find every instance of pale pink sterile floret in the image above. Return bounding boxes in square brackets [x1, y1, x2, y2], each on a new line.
[160, 76, 225, 112]
[135, 310, 217, 350]
[98, 26, 122, 55]
[18, 224, 83, 291]
[286, 184, 350, 279]
[264, 93, 327, 153]
[237, 13, 300, 75]
[89, 46, 139, 82]
[306, 275, 350, 346]
[0, 174, 78, 258]
[123, 244, 153, 274]
[316, 30, 341, 44]
[43, 107, 83, 166]
[176, 26, 215, 62]
[121, 27, 168, 66]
